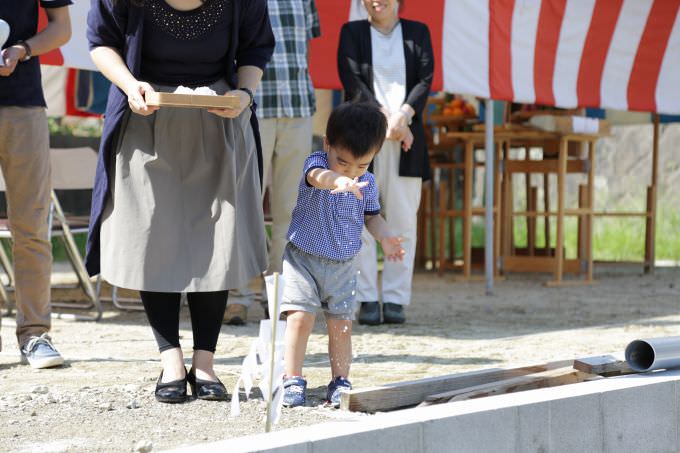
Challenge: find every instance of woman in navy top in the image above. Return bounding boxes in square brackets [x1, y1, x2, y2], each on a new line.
[338, 0, 434, 326]
[87, 0, 274, 403]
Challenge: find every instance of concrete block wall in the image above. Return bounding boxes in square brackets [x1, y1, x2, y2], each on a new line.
[166, 370, 680, 453]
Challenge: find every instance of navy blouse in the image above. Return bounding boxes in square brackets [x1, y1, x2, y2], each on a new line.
[85, 0, 275, 276]
[0, 0, 72, 107]
[141, 0, 232, 86]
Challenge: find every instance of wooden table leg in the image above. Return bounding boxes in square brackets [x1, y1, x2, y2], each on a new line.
[502, 142, 512, 260]
[645, 114, 659, 273]
[586, 140, 595, 282]
[529, 186, 537, 256]
[525, 147, 534, 255]
[430, 172, 437, 271]
[438, 168, 446, 276]
[544, 172, 551, 256]
[449, 164, 456, 269]
[463, 140, 473, 279]
[578, 184, 587, 275]
[494, 142, 502, 275]
[552, 138, 567, 284]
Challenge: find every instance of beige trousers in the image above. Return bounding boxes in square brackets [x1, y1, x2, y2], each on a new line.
[356, 140, 422, 306]
[230, 116, 313, 307]
[0, 106, 53, 350]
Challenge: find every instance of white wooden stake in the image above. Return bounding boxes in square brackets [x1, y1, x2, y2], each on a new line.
[265, 272, 280, 433]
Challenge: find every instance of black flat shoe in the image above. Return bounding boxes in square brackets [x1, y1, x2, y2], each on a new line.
[383, 302, 405, 324]
[155, 368, 188, 404]
[358, 301, 381, 325]
[188, 368, 228, 401]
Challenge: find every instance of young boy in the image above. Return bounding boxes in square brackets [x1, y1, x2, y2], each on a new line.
[280, 102, 405, 408]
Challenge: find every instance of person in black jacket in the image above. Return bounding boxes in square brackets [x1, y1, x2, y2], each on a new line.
[338, 0, 433, 325]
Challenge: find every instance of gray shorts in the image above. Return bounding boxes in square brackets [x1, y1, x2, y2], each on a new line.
[280, 243, 357, 320]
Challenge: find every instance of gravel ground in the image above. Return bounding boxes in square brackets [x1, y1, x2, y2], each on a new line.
[0, 266, 679, 452]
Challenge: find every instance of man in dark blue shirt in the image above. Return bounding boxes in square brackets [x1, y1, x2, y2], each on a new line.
[0, 1, 71, 368]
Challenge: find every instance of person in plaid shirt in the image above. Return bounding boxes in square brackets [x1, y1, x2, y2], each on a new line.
[224, 0, 321, 325]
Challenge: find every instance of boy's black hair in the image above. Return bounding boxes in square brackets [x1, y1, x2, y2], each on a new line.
[325, 101, 387, 158]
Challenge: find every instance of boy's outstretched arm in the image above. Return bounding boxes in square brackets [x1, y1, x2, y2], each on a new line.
[307, 168, 368, 200]
[365, 214, 405, 262]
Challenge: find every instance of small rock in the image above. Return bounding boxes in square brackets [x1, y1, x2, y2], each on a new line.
[133, 440, 153, 453]
[124, 384, 141, 393]
[126, 399, 140, 409]
[17, 394, 33, 402]
[31, 386, 49, 394]
[79, 386, 91, 392]
[30, 410, 37, 417]
[99, 402, 113, 411]
[44, 394, 57, 404]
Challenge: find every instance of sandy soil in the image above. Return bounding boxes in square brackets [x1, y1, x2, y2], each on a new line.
[1, 266, 679, 452]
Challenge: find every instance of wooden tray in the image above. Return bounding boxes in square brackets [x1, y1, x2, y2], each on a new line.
[145, 91, 240, 109]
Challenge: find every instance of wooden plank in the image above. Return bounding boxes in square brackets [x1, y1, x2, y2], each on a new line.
[573, 355, 636, 377]
[511, 208, 592, 217]
[422, 367, 591, 405]
[340, 360, 572, 412]
[593, 211, 648, 217]
[503, 256, 581, 274]
[505, 159, 587, 174]
[545, 279, 595, 287]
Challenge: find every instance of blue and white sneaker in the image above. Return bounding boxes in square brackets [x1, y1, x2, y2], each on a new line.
[20, 333, 64, 369]
[326, 376, 352, 408]
[282, 376, 307, 407]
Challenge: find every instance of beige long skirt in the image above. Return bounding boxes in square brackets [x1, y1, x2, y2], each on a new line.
[100, 80, 267, 292]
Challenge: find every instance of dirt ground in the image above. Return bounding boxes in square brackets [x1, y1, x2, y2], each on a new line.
[1, 266, 679, 452]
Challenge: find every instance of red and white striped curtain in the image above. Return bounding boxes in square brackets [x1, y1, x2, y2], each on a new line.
[43, 0, 680, 115]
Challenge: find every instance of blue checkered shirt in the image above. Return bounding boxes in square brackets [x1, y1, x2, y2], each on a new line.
[254, 0, 320, 119]
[287, 152, 381, 261]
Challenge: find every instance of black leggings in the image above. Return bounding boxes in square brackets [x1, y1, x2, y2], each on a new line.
[140, 290, 228, 353]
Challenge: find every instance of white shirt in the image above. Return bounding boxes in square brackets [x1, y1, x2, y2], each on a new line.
[370, 22, 406, 115]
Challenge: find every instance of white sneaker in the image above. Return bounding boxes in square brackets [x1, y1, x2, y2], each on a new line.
[20, 333, 64, 369]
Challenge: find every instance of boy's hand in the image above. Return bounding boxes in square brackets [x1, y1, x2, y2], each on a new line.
[331, 176, 368, 200]
[381, 236, 405, 262]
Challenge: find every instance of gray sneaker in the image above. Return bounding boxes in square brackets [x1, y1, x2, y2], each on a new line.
[21, 333, 64, 369]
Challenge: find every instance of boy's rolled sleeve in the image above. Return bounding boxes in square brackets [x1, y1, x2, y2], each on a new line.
[364, 173, 381, 215]
[303, 152, 328, 187]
